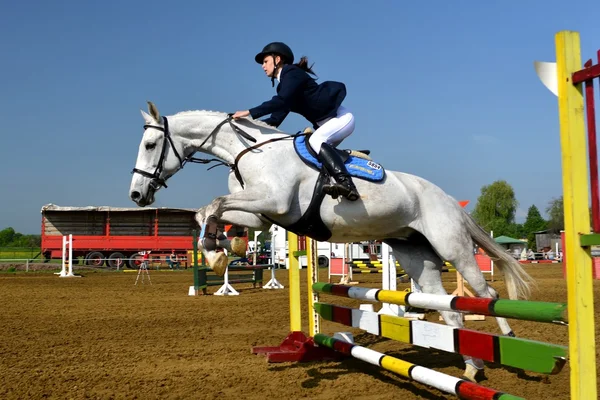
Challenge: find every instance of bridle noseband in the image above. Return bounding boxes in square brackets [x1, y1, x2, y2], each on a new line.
[131, 114, 257, 190]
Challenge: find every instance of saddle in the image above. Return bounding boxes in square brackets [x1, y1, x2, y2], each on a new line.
[293, 134, 385, 183]
[260, 130, 386, 242]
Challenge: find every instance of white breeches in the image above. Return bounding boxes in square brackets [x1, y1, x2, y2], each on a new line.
[309, 105, 355, 152]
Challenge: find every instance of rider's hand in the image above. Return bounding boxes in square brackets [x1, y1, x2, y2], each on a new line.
[232, 110, 250, 119]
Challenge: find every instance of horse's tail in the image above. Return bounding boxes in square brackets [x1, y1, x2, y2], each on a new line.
[464, 212, 535, 300]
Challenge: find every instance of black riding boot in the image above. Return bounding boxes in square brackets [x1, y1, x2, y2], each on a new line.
[319, 143, 360, 201]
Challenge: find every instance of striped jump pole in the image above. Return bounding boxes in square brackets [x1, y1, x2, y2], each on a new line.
[314, 302, 567, 375]
[313, 283, 568, 324]
[314, 334, 524, 400]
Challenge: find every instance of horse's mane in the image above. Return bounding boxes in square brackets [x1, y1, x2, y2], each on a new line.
[173, 109, 285, 133]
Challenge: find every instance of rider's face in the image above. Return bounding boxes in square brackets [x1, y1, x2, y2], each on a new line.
[262, 55, 280, 77]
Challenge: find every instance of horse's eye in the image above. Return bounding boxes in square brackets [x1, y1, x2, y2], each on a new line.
[146, 143, 156, 151]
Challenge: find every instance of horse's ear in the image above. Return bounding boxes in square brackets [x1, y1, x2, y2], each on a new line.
[141, 110, 154, 125]
[147, 101, 160, 122]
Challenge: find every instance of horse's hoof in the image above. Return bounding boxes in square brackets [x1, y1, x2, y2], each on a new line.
[230, 237, 247, 257]
[210, 252, 228, 277]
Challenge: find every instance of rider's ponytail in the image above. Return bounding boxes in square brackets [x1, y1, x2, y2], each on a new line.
[295, 56, 317, 77]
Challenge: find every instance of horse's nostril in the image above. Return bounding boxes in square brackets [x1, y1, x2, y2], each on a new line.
[131, 191, 141, 201]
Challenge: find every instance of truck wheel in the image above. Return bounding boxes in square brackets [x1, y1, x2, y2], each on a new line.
[318, 255, 329, 268]
[128, 253, 143, 269]
[107, 252, 126, 269]
[86, 251, 105, 267]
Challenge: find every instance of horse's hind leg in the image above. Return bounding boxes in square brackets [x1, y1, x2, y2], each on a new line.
[422, 226, 515, 336]
[423, 214, 514, 336]
[456, 260, 514, 335]
[384, 237, 486, 382]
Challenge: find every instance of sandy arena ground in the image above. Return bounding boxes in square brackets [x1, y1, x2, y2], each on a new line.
[0, 263, 598, 400]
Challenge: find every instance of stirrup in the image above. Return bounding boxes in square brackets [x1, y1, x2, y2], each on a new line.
[323, 184, 359, 201]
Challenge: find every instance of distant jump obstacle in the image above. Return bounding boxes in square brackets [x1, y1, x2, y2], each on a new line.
[262, 224, 285, 289]
[54, 234, 81, 278]
[327, 243, 358, 284]
[188, 229, 283, 296]
[189, 262, 271, 296]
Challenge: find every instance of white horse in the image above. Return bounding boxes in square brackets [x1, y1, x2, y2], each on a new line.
[129, 102, 534, 382]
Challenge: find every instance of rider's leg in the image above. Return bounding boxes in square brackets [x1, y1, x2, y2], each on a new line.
[319, 143, 359, 200]
[309, 106, 355, 149]
[309, 106, 359, 201]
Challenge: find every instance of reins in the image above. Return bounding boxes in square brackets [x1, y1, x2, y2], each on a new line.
[231, 131, 309, 188]
[133, 112, 308, 189]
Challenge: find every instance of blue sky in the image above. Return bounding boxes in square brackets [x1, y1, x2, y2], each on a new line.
[1, 1, 599, 234]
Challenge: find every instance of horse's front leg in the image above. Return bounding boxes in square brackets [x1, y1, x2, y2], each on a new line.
[194, 206, 232, 277]
[196, 190, 289, 276]
[211, 211, 273, 269]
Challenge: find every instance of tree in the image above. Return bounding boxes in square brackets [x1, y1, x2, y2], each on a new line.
[472, 180, 518, 236]
[0, 228, 41, 248]
[11, 234, 41, 247]
[546, 197, 564, 233]
[523, 205, 548, 248]
[0, 227, 16, 247]
[508, 223, 525, 239]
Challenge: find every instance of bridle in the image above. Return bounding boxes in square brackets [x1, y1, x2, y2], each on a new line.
[133, 113, 311, 191]
[131, 114, 257, 190]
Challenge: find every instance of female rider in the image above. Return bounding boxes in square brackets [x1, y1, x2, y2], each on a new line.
[232, 42, 359, 201]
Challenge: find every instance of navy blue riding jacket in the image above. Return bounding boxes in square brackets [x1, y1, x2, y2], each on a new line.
[249, 64, 347, 128]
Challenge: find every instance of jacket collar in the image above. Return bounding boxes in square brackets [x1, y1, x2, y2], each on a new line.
[279, 64, 294, 80]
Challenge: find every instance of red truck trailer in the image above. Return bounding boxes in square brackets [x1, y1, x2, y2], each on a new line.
[41, 204, 215, 269]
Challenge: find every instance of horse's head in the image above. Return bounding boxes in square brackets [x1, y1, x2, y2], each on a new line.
[130, 103, 273, 206]
[129, 102, 186, 206]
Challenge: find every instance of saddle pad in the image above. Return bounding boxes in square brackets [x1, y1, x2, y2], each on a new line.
[294, 135, 385, 182]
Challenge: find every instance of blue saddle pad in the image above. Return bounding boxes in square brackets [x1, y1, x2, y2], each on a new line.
[294, 135, 385, 182]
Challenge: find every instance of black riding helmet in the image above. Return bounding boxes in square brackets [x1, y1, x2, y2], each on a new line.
[254, 42, 294, 64]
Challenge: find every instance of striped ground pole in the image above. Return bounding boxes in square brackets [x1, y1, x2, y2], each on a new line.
[352, 269, 383, 274]
[314, 334, 524, 400]
[314, 303, 568, 374]
[313, 283, 568, 324]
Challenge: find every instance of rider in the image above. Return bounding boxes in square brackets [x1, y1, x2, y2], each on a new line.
[232, 42, 359, 201]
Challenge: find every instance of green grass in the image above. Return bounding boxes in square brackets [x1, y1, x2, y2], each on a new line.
[0, 248, 41, 260]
